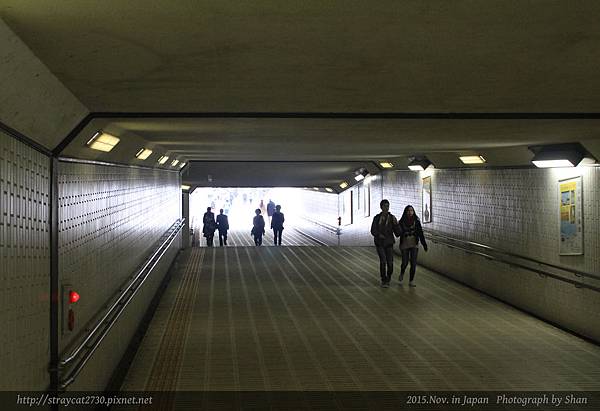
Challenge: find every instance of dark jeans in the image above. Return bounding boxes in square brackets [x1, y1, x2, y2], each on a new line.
[375, 245, 394, 282]
[401, 247, 419, 281]
[218, 230, 228, 246]
[273, 228, 283, 245]
[253, 233, 263, 246]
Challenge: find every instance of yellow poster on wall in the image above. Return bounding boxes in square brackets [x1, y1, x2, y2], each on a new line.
[559, 177, 583, 255]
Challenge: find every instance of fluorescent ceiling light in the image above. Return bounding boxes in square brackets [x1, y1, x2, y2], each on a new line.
[339, 181, 349, 189]
[181, 185, 191, 190]
[325, 187, 333, 192]
[530, 144, 586, 168]
[171, 159, 179, 167]
[179, 162, 186, 168]
[354, 168, 369, 181]
[532, 159, 576, 168]
[380, 162, 394, 168]
[313, 187, 319, 191]
[408, 157, 432, 171]
[580, 157, 598, 166]
[86, 132, 120, 152]
[459, 155, 486, 164]
[135, 148, 152, 160]
[158, 155, 169, 165]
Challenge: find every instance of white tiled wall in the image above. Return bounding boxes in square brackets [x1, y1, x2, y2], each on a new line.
[340, 167, 600, 342]
[0, 131, 50, 390]
[339, 175, 384, 246]
[412, 167, 599, 274]
[57, 161, 182, 390]
[295, 189, 339, 225]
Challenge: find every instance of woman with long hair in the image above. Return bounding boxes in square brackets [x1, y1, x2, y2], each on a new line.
[398, 205, 428, 287]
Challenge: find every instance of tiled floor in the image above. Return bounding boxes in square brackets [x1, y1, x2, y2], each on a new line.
[121, 246, 600, 393]
[194, 227, 325, 247]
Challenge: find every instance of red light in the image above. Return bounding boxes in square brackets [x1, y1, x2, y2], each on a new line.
[69, 291, 80, 304]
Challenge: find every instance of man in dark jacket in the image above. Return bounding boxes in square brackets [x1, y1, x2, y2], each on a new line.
[216, 209, 229, 246]
[202, 207, 217, 247]
[370, 199, 400, 287]
[252, 209, 266, 246]
[271, 205, 285, 246]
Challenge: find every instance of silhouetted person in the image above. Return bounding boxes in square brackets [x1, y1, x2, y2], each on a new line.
[271, 205, 285, 246]
[202, 207, 217, 247]
[267, 199, 275, 223]
[398, 205, 428, 287]
[216, 209, 229, 246]
[370, 199, 400, 287]
[251, 209, 265, 246]
[259, 199, 267, 217]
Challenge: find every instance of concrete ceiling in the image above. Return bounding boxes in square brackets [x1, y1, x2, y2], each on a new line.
[2, 1, 600, 187]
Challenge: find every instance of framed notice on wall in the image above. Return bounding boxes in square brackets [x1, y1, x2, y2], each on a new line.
[559, 176, 583, 255]
[422, 176, 432, 224]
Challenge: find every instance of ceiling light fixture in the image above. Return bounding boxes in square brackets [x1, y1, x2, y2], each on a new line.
[354, 168, 369, 181]
[179, 162, 186, 168]
[339, 181, 349, 189]
[325, 187, 333, 193]
[86, 131, 120, 152]
[135, 148, 153, 160]
[459, 155, 486, 164]
[313, 187, 319, 191]
[530, 143, 587, 168]
[171, 159, 179, 167]
[181, 185, 191, 190]
[379, 162, 394, 168]
[158, 155, 169, 165]
[408, 157, 433, 171]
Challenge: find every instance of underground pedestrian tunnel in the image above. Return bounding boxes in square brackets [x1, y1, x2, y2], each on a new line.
[1, 3, 600, 410]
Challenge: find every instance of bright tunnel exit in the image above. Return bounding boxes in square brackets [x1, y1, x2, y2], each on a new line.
[189, 187, 340, 247]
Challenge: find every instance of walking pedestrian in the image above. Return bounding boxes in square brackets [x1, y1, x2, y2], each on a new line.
[202, 207, 217, 247]
[259, 199, 267, 217]
[370, 199, 400, 287]
[216, 209, 229, 246]
[271, 205, 285, 246]
[251, 209, 266, 246]
[267, 199, 275, 223]
[398, 205, 428, 287]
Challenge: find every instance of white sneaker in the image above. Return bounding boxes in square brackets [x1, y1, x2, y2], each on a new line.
[409, 281, 416, 287]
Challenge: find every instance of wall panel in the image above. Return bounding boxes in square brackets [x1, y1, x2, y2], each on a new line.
[340, 167, 600, 342]
[57, 161, 181, 390]
[0, 131, 50, 390]
[339, 176, 384, 246]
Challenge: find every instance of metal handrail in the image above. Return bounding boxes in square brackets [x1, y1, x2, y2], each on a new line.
[425, 230, 600, 281]
[299, 215, 340, 234]
[58, 218, 185, 389]
[293, 228, 329, 246]
[424, 230, 600, 293]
